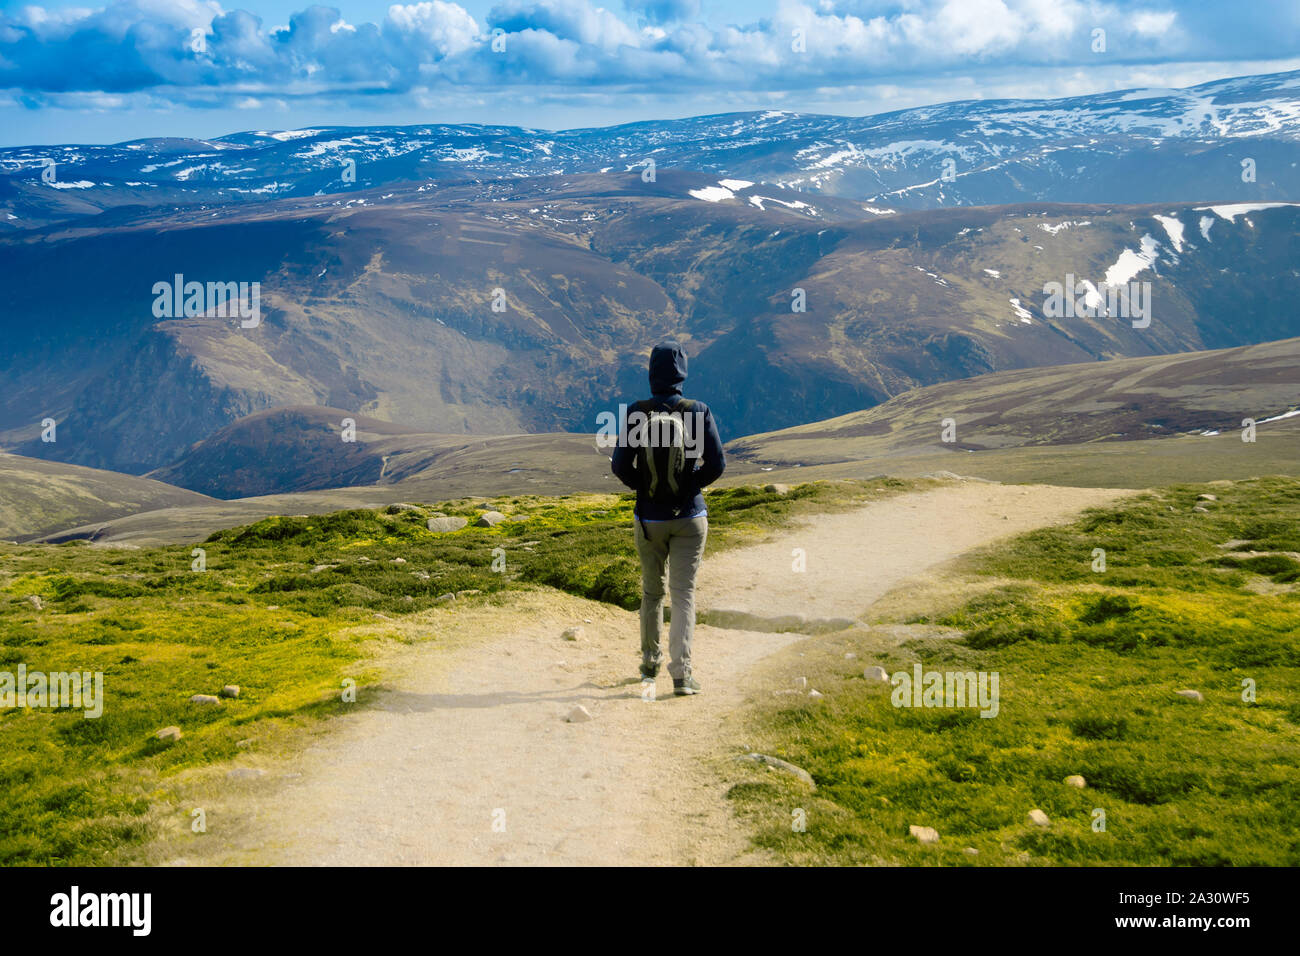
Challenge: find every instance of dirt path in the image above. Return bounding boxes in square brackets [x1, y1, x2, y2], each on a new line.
[165, 481, 1126, 866]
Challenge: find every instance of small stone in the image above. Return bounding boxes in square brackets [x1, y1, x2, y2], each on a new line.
[189, 694, 220, 705]
[474, 511, 508, 527]
[566, 705, 594, 723]
[1176, 689, 1204, 702]
[562, 626, 584, 641]
[426, 516, 468, 533]
[963, 847, 979, 856]
[436, 592, 456, 603]
[845, 652, 857, 660]
[1027, 808, 1050, 827]
[763, 483, 790, 494]
[24, 594, 43, 610]
[737, 753, 816, 788]
[1193, 506, 1209, 513]
[864, 666, 890, 682]
[808, 689, 823, 699]
[220, 685, 240, 699]
[909, 825, 940, 844]
[155, 726, 182, 743]
[392, 557, 406, 564]
[413, 571, 430, 580]
[310, 564, 335, 573]
[1064, 774, 1086, 789]
[1197, 493, 1218, 502]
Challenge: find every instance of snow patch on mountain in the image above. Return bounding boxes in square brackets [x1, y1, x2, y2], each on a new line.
[1153, 215, 1185, 252]
[1195, 202, 1300, 221]
[689, 186, 734, 202]
[1104, 235, 1161, 287]
[1038, 220, 1091, 235]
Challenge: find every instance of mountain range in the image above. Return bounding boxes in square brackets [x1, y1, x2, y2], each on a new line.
[1, 68, 1298, 499]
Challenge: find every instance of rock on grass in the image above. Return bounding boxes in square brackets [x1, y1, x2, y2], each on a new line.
[909, 825, 940, 844]
[737, 753, 816, 788]
[427, 516, 468, 533]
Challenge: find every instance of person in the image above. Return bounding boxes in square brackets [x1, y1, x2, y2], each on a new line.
[611, 341, 725, 696]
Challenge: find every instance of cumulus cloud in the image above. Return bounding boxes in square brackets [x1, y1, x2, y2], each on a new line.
[623, 0, 701, 26]
[0, 0, 1295, 111]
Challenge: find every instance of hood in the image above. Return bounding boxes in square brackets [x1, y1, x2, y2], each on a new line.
[648, 341, 687, 396]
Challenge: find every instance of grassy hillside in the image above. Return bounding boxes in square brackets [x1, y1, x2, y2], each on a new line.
[728, 476, 1300, 865]
[0, 477, 906, 864]
[0, 453, 216, 542]
[731, 336, 1300, 466]
[145, 405, 614, 500]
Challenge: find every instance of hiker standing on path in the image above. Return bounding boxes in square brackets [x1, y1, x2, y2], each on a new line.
[612, 341, 726, 696]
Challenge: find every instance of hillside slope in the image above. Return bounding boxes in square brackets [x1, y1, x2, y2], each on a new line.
[0, 453, 215, 541]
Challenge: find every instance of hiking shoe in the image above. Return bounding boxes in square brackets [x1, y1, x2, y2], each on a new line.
[640, 664, 659, 680]
[673, 677, 701, 696]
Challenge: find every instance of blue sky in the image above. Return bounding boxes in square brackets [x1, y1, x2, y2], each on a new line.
[1, 0, 1298, 145]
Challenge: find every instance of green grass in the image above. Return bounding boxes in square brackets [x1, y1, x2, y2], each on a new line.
[0, 477, 911, 865]
[729, 476, 1300, 865]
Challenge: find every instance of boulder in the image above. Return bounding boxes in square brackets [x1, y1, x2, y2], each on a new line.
[475, 511, 508, 527]
[864, 666, 891, 682]
[189, 694, 220, 706]
[909, 825, 940, 844]
[1064, 774, 1087, 789]
[155, 726, 182, 743]
[1028, 808, 1051, 827]
[220, 685, 240, 699]
[562, 626, 584, 641]
[566, 705, 594, 723]
[427, 516, 468, 533]
[1176, 689, 1205, 702]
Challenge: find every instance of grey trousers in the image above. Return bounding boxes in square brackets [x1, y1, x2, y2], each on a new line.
[634, 515, 708, 680]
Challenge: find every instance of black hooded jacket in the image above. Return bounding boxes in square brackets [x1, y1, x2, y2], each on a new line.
[611, 342, 725, 519]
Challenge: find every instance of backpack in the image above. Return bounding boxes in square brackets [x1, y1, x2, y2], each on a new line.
[633, 397, 695, 506]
